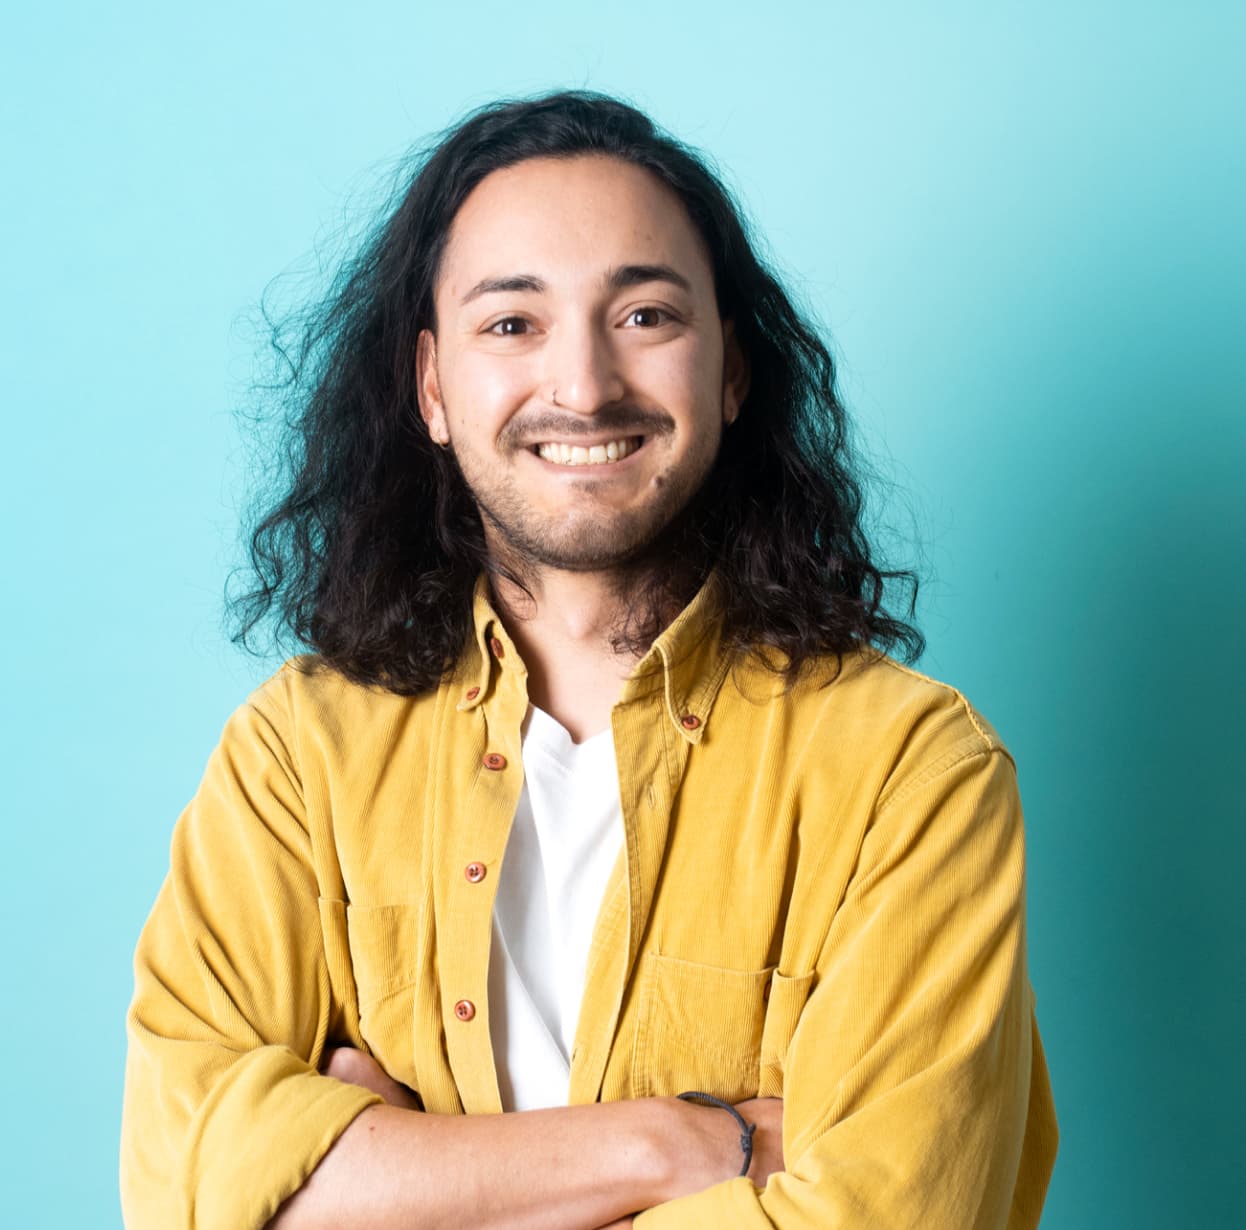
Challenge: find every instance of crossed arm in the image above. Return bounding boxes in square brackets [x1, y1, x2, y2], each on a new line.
[121, 692, 1055, 1229]
[266, 1047, 783, 1230]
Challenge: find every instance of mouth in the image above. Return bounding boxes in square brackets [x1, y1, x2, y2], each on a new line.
[530, 435, 645, 467]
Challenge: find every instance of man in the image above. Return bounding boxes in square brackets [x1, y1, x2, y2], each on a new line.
[121, 91, 1058, 1228]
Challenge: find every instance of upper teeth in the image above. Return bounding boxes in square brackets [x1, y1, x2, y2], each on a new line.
[536, 438, 639, 466]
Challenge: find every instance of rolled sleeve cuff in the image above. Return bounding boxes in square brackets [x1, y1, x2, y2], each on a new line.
[197, 1051, 385, 1229]
[126, 1046, 385, 1230]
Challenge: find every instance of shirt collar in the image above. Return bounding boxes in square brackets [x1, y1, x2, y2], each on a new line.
[454, 572, 731, 745]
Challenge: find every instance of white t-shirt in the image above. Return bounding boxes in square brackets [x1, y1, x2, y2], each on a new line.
[487, 705, 624, 1111]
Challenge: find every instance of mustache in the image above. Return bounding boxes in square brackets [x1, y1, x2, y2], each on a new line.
[500, 405, 675, 448]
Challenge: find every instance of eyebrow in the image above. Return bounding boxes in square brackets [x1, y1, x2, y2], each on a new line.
[606, 263, 693, 295]
[459, 274, 545, 305]
[459, 263, 693, 306]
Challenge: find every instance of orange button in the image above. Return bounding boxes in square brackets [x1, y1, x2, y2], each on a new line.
[464, 686, 480, 701]
[454, 999, 476, 1022]
[680, 713, 701, 730]
[489, 636, 505, 659]
[465, 862, 487, 883]
[483, 752, 507, 771]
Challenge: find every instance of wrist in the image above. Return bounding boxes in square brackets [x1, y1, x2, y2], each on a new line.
[647, 1095, 741, 1203]
[675, 1092, 754, 1178]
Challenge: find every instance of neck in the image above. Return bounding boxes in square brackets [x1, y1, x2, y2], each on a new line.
[487, 561, 676, 744]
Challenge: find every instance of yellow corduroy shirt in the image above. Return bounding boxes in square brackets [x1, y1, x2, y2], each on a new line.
[121, 577, 1058, 1228]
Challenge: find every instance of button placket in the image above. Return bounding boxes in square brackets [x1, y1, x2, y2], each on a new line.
[440, 674, 527, 1113]
[444, 604, 543, 1110]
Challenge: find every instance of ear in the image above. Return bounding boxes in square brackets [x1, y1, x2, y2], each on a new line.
[416, 328, 450, 445]
[720, 319, 750, 426]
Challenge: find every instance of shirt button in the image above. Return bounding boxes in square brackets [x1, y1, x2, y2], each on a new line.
[489, 636, 505, 659]
[680, 713, 701, 730]
[483, 752, 507, 771]
[464, 861, 487, 883]
[454, 999, 476, 1022]
[464, 686, 480, 701]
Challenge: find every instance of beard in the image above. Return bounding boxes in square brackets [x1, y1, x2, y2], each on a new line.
[449, 406, 721, 576]
[463, 452, 715, 574]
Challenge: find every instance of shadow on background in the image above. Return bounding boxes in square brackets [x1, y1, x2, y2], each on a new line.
[920, 332, 1244, 1226]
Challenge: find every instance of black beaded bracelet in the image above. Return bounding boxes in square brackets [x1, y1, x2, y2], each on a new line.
[676, 1090, 756, 1178]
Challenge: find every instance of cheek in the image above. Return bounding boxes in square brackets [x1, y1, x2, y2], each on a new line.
[442, 352, 535, 436]
[641, 336, 724, 427]
[634, 336, 716, 404]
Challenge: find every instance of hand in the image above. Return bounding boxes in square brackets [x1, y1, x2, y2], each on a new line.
[320, 1046, 423, 1112]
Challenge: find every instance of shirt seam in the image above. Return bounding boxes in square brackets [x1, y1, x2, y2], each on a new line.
[875, 656, 998, 749]
[875, 742, 1008, 818]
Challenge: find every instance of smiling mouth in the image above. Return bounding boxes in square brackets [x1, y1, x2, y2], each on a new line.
[532, 436, 644, 466]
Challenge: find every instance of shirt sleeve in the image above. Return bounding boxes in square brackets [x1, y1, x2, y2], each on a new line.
[120, 677, 383, 1230]
[634, 743, 1059, 1229]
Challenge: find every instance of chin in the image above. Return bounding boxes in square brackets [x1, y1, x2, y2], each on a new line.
[500, 511, 671, 572]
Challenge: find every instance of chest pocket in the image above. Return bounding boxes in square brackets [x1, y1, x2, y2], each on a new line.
[631, 952, 773, 1103]
[344, 902, 422, 1090]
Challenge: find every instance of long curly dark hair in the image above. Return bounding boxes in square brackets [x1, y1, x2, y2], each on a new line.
[227, 89, 923, 694]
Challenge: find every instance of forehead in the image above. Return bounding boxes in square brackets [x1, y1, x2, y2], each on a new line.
[437, 154, 714, 304]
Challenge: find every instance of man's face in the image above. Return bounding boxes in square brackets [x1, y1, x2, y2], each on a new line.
[417, 154, 748, 573]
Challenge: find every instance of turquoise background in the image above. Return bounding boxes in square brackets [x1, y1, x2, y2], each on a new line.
[3, 3, 1242, 1226]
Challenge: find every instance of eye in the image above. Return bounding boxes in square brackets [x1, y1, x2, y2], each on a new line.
[486, 316, 531, 336]
[624, 306, 673, 328]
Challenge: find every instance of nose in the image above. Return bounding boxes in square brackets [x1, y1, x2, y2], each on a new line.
[543, 320, 626, 414]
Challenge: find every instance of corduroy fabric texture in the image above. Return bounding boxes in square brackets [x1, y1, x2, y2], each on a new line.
[121, 575, 1057, 1228]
